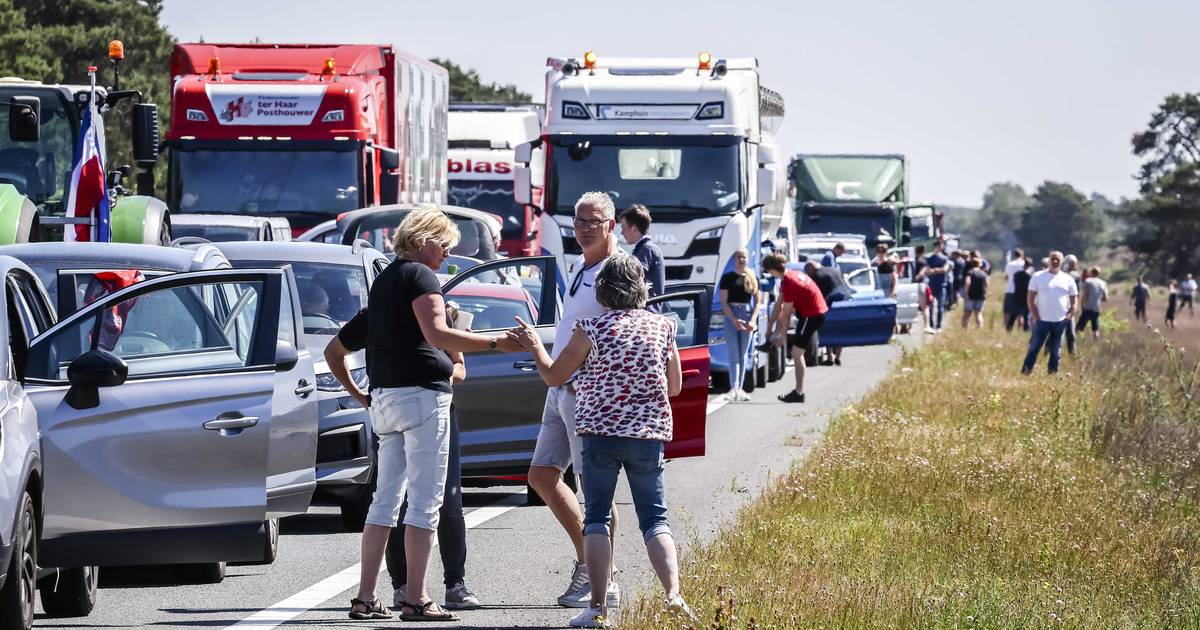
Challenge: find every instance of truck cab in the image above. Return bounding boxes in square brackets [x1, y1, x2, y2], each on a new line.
[447, 104, 543, 257]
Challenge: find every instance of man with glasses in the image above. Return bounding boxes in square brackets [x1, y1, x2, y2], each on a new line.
[1021, 250, 1078, 375]
[526, 191, 622, 610]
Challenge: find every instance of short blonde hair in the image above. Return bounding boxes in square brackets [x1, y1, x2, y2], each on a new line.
[391, 207, 460, 259]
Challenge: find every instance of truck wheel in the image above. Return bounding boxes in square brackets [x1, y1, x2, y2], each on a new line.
[710, 371, 730, 393]
[0, 492, 36, 629]
[0, 185, 39, 245]
[175, 562, 225, 584]
[804, 333, 821, 367]
[768, 346, 783, 382]
[38, 566, 98, 618]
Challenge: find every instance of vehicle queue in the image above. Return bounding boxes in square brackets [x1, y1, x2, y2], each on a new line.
[0, 44, 934, 628]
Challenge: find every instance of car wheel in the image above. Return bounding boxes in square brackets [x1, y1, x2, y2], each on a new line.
[38, 566, 98, 618]
[803, 332, 821, 367]
[525, 480, 545, 506]
[710, 370, 731, 393]
[249, 519, 279, 565]
[0, 492, 36, 629]
[175, 562, 226, 584]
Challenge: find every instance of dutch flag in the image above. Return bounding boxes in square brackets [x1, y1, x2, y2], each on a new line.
[65, 67, 109, 242]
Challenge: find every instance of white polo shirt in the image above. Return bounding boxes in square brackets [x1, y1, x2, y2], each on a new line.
[552, 254, 609, 360]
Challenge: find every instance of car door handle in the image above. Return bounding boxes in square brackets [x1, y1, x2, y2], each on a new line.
[682, 369, 702, 379]
[203, 414, 260, 431]
[295, 379, 316, 398]
[512, 360, 537, 371]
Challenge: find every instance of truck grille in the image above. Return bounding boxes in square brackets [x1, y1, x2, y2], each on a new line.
[666, 265, 692, 281]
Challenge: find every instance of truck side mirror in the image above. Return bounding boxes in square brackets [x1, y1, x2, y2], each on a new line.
[9, 96, 40, 142]
[132, 103, 159, 164]
[514, 141, 533, 164]
[514, 166, 533, 206]
[756, 166, 777, 205]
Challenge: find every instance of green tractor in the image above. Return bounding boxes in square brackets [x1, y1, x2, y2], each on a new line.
[0, 42, 169, 245]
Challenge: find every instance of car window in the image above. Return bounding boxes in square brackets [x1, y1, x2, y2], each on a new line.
[443, 259, 555, 330]
[229, 260, 365, 345]
[27, 280, 266, 380]
[647, 294, 701, 348]
[350, 213, 494, 259]
[846, 268, 876, 293]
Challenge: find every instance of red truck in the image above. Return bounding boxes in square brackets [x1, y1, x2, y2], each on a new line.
[166, 43, 448, 232]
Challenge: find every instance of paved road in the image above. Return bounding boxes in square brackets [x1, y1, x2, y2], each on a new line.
[35, 335, 918, 629]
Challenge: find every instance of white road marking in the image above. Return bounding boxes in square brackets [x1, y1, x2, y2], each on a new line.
[229, 385, 757, 628]
[226, 494, 525, 629]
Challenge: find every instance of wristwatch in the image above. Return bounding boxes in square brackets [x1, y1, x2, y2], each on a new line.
[488, 337, 498, 351]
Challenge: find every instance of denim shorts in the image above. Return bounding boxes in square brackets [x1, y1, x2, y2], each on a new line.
[580, 435, 671, 541]
[365, 386, 452, 531]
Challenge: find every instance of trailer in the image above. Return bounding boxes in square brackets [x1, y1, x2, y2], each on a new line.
[166, 43, 448, 232]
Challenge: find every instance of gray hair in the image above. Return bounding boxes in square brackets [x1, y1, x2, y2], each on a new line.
[594, 253, 648, 310]
[574, 191, 616, 219]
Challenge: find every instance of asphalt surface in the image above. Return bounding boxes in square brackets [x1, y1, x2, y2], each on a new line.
[35, 333, 920, 629]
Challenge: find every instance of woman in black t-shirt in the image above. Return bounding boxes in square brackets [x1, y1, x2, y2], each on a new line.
[349, 209, 519, 622]
[717, 248, 761, 401]
[872, 243, 897, 298]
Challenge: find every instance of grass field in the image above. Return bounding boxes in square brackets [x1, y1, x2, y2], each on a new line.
[624, 292, 1200, 629]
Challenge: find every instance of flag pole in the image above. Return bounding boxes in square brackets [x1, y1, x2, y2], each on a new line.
[88, 66, 98, 241]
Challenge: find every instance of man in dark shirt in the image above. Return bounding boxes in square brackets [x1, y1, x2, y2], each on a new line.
[949, 251, 966, 310]
[804, 261, 843, 365]
[1006, 260, 1033, 332]
[924, 239, 951, 331]
[619, 204, 665, 298]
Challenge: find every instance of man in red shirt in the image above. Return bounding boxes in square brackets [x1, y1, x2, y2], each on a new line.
[762, 253, 828, 403]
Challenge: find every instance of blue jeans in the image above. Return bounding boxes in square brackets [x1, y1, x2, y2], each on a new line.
[580, 436, 671, 541]
[930, 283, 947, 329]
[1023, 319, 1069, 374]
[722, 303, 753, 391]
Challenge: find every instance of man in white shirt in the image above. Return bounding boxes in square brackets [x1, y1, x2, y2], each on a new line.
[1021, 250, 1078, 375]
[1002, 249, 1025, 330]
[526, 191, 622, 610]
[1182, 273, 1197, 317]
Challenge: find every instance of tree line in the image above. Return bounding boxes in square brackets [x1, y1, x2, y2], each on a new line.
[950, 93, 1199, 281]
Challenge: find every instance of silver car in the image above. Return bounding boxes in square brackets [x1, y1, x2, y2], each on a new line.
[210, 241, 387, 531]
[0, 254, 317, 623]
[170, 214, 293, 242]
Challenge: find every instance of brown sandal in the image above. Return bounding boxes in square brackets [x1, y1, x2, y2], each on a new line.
[400, 600, 460, 622]
[348, 597, 392, 620]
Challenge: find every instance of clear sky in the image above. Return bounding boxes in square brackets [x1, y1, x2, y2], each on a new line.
[162, 0, 1199, 207]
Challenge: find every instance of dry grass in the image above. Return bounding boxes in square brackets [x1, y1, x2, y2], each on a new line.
[622, 295, 1200, 629]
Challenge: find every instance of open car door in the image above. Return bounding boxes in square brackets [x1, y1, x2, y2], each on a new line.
[647, 289, 710, 459]
[22, 269, 296, 567]
[820, 268, 896, 347]
[441, 256, 559, 478]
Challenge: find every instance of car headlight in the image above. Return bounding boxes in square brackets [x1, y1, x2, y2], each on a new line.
[709, 312, 725, 333]
[316, 367, 368, 392]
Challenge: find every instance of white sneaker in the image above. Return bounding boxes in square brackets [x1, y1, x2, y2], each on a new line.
[557, 561, 591, 608]
[606, 580, 621, 608]
[735, 389, 751, 402]
[569, 604, 610, 628]
[666, 594, 698, 624]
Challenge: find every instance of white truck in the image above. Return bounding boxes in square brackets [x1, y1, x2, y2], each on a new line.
[511, 52, 787, 391]
[447, 104, 542, 257]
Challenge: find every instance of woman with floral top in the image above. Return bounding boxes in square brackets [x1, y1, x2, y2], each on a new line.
[510, 254, 695, 629]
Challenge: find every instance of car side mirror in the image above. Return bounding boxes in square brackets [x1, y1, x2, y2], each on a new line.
[65, 349, 128, 409]
[378, 145, 400, 171]
[276, 340, 299, 371]
[757, 166, 777, 205]
[9, 96, 40, 142]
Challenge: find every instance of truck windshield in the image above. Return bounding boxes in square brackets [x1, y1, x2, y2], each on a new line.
[799, 208, 896, 245]
[0, 87, 76, 208]
[174, 147, 359, 220]
[448, 181, 523, 240]
[548, 136, 741, 220]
